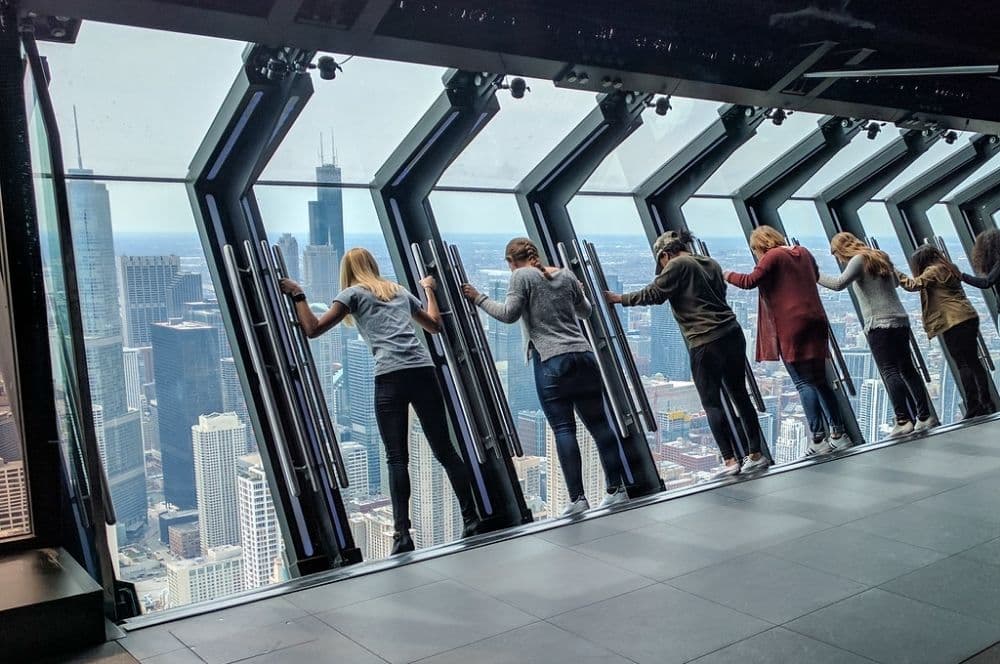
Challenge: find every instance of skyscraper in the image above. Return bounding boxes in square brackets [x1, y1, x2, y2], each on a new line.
[516, 410, 548, 458]
[166, 545, 243, 608]
[186, 305, 232, 360]
[775, 417, 808, 464]
[67, 170, 147, 533]
[302, 245, 340, 306]
[151, 321, 223, 509]
[858, 378, 893, 443]
[166, 272, 204, 319]
[193, 413, 246, 553]
[0, 458, 29, 537]
[309, 159, 345, 256]
[409, 417, 461, 549]
[341, 441, 370, 501]
[118, 255, 180, 347]
[122, 347, 143, 411]
[345, 336, 380, 492]
[486, 279, 539, 417]
[237, 453, 280, 590]
[650, 305, 690, 380]
[546, 416, 604, 516]
[220, 358, 255, 452]
[277, 233, 300, 281]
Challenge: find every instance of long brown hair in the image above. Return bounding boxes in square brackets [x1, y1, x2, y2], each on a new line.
[339, 247, 401, 326]
[910, 244, 961, 281]
[749, 225, 786, 258]
[505, 237, 551, 280]
[830, 232, 894, 278]
[972, 228, 1000, 276]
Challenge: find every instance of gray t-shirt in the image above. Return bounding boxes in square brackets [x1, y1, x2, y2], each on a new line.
[476, 267, 593, 362]
[333, 285, 434, 376]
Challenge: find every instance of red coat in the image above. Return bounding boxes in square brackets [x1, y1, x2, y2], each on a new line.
[726, 245, 830, 363]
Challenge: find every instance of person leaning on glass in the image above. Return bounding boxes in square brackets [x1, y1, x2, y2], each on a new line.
[605, 229, 769, 477]
[280, 247, 480, 555]
[461, 237, 629, 517]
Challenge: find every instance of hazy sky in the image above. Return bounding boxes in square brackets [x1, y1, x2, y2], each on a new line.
[36, 21, 984, 237]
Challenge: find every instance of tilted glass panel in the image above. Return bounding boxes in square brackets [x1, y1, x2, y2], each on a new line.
[38, 22, 244, 178]
[568, 195, 736, 487]
[696, 111, 823, 195]
[580, 98, 723, 193]
[438, 79, 595, 189]
[872, 136, 970, 200]
[794, 127, 896, 197]
[858, 204, 952, 423]
[681, 197, 807, 465]
[60, 179, 288, 613]
[261, 56, 447, 185]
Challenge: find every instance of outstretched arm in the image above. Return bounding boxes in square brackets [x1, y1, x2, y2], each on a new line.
[726, 251, 775, 290]
[280, 278, 347, 338]
[818, 255, 864, 291]
[617, 269, 679, 307]
[962, 262, 1000, 289]
[412, 276, 443, 334]
[897, 266, 938, 292]
[462, 275, 526, 323]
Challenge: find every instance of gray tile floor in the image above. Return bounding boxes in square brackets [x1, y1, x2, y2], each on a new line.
[52, 419, 1000, 664]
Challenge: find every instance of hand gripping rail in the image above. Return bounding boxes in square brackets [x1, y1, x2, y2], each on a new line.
[931, 236, 996, 372]
[580, 239, 658, 433]
[269, 243, 350, 488]
[222, 244, 302, 496]
[556, 241, 630, 438]
[694, 238, 767, 412]
[444, 242, 523, 457]
[410, 242, 488, 464]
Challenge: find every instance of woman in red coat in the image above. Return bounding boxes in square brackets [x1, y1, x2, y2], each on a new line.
[725, 226, 847, 457]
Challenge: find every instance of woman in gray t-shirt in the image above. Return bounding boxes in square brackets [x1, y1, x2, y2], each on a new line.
[461, 237, 629, 518]
[281, 247, 478, 555]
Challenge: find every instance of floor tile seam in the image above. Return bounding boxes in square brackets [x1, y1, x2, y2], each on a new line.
[561, 530, 699, 577]
[661, 568, 871, 628]
[532, 618, 643, 664]
[660, 513, 839, 551]
[130, 645, 199, 663]
[404, 620, 607, 664]
[836, 512, 980, 554]
[142, 646, 208, 664]
[289, 576, 444, 616]
[764, 541, 946, 588]
[679, 627, 882, 664]
[778, 619, 897, 664]
[648, 579, 784, 628]
[740, 495, 909, 528]
[163, 601, 310, 648]
[306, 611, 394, 664]
[874, 559, 1000, 628]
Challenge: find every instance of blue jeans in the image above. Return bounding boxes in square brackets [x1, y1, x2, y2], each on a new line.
[533, 351, 626, 501]
[785, 359, 844, 442]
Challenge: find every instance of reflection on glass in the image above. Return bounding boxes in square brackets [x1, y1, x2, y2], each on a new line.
[439, 79, 595, 189]
[795, 128, 896, 197]
[262, 56, 446, 184]
[680, 198, 807, 464]
[39, 22, 244, 178]
[872, 136, 970, 199]
[858, 204, 953, 423]
[581, 98, 723, 192]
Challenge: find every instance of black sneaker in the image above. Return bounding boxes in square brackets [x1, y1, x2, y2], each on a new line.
[462, 517, 481, 538]
[391, 531, 415, 555]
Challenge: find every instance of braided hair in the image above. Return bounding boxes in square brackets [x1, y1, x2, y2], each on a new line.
[505, 237, 552, 280]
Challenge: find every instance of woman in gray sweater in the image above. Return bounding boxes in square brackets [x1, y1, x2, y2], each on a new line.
[818, 232, 936, 437]
[461, 238, 628, 517]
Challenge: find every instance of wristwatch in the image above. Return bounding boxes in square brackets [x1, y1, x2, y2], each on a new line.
[292, 292, 307, 303]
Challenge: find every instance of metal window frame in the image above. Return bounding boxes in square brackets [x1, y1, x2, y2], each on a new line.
[370, 69, 532, 533]
[731, 115, 866, 444]
[945, 165, 1000, 328]
[514, 90, 665, 498]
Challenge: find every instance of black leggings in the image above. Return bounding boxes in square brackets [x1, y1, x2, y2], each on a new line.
[867, 326, 931, 423]
[374, 366, 478, 532]
[690, 327, 764, 460]
[941, 318, 996, 418]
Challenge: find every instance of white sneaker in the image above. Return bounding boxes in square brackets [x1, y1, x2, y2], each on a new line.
[829, 434, 854, 451]
[913, 416, 939, 433]
[740, 455, 771, 474]
[561, 497, 590, 517]
[715, 463, 741, 478]
[599, 488, 629, 508]
[887, 421, 914, 439]
[805, 439, 834, 457]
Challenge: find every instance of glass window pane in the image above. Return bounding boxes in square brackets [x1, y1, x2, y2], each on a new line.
[681, 197, 807, 464]
[39, 22, 244, 178]
[697, 111, 823, 195]
[438, 79, 594, 189]
[858, 204, 953, 423]
[871, 136, 970, 200]
[581, 98, 723, 192]
[794, 128, 897, 197]
[261, 57, 447, 184]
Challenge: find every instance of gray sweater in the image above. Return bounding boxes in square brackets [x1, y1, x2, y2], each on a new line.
[476, 267, 593, 362]
[818, 254, 909, 332]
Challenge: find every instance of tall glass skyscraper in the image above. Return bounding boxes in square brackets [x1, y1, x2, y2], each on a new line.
[151, 321, 223, 509]
[67, 169, 147, 534]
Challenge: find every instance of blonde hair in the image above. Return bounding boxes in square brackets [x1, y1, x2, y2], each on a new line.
[505, 237, 551, 280]
[830, 232, 894, 278]
[749, 225, 787, 258]
[339, 247, 401, 326]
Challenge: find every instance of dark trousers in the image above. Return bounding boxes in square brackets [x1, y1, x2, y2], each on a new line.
[785, 358, 845, 442]
[374, 366, 478, 532]
[941, 318, 996, 418]
[867, 326, 931, 423]
[533, 351, 626, 502]
[690, 327, 765, 460]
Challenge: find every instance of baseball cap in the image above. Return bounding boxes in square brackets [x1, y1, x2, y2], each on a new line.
[652, 230, 684, 275]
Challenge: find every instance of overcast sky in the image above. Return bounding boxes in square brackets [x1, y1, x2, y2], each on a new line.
[36, 21, 980, 238]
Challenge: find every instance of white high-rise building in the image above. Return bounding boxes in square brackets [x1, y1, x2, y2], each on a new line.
[341, 442, 370, 501]
[166, 545, 243, 607]
[858, 378, 894, 443]
[0, 458, 29, 536]
[409, 416, 461, 549]
[220, 358, 255, 452]
[193, 413, 246, 554]
[775, 417, 808, 464]
[348, 506, 395, 561]
[122, 348, 143, 411]
[546, 416, 604, 516]
[237, 453, 280, 591]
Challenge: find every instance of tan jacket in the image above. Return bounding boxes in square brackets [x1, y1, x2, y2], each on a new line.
[897, 265, 978, 339]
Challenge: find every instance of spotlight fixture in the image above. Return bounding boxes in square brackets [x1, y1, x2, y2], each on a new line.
[317, 56, 343, 81]
[765, 108, 789, 126]
[864, 121, 883, 140]
[265, 58, 290, 81]
[944, 130, 959, 145]
[500, 77, 530, 99]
